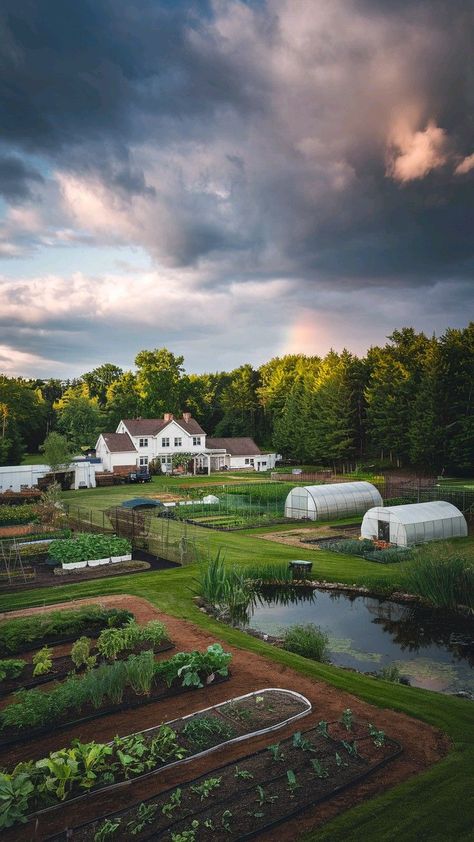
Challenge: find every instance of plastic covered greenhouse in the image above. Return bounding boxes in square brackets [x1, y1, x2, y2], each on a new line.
[284, 481, 382, 521]
[361, 501, 468, 547]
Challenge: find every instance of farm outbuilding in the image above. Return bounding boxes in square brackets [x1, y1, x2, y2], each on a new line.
[361, 501, 468, 547]
[284, 481, 382, 521]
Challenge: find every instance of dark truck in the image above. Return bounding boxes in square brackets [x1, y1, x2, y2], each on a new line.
[125, 469, 152, 484]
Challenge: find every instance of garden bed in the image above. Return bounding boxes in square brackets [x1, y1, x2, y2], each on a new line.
[0, 639, 174, 697]
[51, 717, 401, 841]
[0, 658, 231, 749]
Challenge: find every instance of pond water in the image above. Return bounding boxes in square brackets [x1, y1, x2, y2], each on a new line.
[244, 588, 474, 695]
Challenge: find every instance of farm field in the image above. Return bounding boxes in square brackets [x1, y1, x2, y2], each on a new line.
[0, 595, 458, 842]
[1, 482, 473, 840]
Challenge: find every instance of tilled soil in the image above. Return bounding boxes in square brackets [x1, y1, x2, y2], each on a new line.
[0, 595, 451, 842]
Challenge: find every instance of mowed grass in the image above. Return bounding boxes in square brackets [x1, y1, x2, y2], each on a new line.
[2, 484, 473, 841]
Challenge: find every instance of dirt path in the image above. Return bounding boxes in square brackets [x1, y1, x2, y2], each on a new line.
[1, 595, 450, 842]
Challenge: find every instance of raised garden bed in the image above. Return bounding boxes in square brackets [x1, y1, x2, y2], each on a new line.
[51, 713, 401, 841]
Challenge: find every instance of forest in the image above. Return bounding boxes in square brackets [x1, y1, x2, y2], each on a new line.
[0, 324, 473, 474]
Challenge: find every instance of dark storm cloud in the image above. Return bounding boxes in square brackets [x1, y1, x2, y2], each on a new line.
[0, 154, 43, 200]
[0, 0, 473, 376]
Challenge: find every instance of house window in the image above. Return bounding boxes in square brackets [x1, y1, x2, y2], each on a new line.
[193, 436, 201, 446]
[174, 437, 182, 447]
[161, 437, 170, 447]
[139, 438, 148, 447]
[139, 457, 148, 467]
[245, 458, 250, 465]
[161, 456, 171, 465]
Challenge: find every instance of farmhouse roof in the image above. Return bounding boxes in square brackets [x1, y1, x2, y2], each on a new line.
[122, 416, 205, 436]
[102, 433, 137, 453]
[206, 437, 262, 456]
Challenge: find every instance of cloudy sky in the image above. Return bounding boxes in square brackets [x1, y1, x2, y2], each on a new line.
[1, 0, 473, 378]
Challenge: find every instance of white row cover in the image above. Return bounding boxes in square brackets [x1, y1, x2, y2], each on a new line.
[361, 501, 468, 547]
[284, 481, 383, 521]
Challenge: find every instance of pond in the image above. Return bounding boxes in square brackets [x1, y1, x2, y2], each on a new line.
[244, 588, 474, 695]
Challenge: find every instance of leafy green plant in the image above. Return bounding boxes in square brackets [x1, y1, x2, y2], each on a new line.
[341, 739, 359, 757]
[113, 734, 150, 779]
[317, 720, 329, 739]
[292, 731, 315, 752]
[148, 725, 187, 764]
[171, 819, 199, 842]
[310, 758, 329, 778]
[126, 802, 158, 835]
[71, 637, 96, 670]
[35, 750, 80, 801]
[182, 716, 235, 750]
[0, 772, 34, 828]
[234, 767, 254, 780]
[256, 785, 278, 806]
[32, 646, 53, 677]
[281, 623, 330, 662]
[368, 724, 386, 747]
[267, 742, 285, 761]
[155, 643, 232, 689]
[97, 628, 124, 661]
[221, 810, 233, 832]
[191, 776, 222, 800]
[204, 818, 215, 829]
[341, 708, 353, 731]
[335, 751, 348, 768]
[162, 787, 182, 818]
[49, 533, 131, 565]
[70, 740, 113, 790]
[286, 769, 300, 797]
[93, 818, 121, 841]
[0, 659, 26, 682]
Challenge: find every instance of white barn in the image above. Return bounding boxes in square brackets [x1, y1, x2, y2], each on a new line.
[284, 481, 382, 521]
[361, 501, 468, 547]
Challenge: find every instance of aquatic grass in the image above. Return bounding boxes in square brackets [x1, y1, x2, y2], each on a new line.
[281, 623, 330, 663]
[243, 560, 294, 585]
[406, 544, 474, 610]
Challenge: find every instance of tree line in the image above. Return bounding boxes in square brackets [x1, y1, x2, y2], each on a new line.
[0, 324, 473, 474]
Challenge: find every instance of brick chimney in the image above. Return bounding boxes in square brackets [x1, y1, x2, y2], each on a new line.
[183, 412, 191, 423]
[163, 412, 174, 422]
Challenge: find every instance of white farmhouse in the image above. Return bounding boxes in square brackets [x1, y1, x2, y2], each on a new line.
[95, 413, 277, 474]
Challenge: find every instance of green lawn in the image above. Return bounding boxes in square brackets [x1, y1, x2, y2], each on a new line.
[2, 485, 473, 841]
[21, 452, 47, 464]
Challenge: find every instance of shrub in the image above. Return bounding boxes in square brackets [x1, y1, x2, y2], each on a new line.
[0, 659, 26, 682]
[281, 623, 330, 662]
[406, 544, 474, 610]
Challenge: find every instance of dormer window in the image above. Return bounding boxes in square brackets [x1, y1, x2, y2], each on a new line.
[139, 438, 148, 447]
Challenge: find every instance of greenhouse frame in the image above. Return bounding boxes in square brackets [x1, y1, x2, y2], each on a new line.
[360, 500, 468, 547]
[284, 481, 383, 521]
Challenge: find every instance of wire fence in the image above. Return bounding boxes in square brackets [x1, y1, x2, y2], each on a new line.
[63, 503, 212, 566]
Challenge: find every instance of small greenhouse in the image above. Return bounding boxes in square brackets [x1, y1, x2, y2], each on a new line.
[284, 481, 382, 521]
[361, 501, 468, 547]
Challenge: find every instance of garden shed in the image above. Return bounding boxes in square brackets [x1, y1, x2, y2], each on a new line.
[284, 481, 382, 521]
[361, 501, 468, 547]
